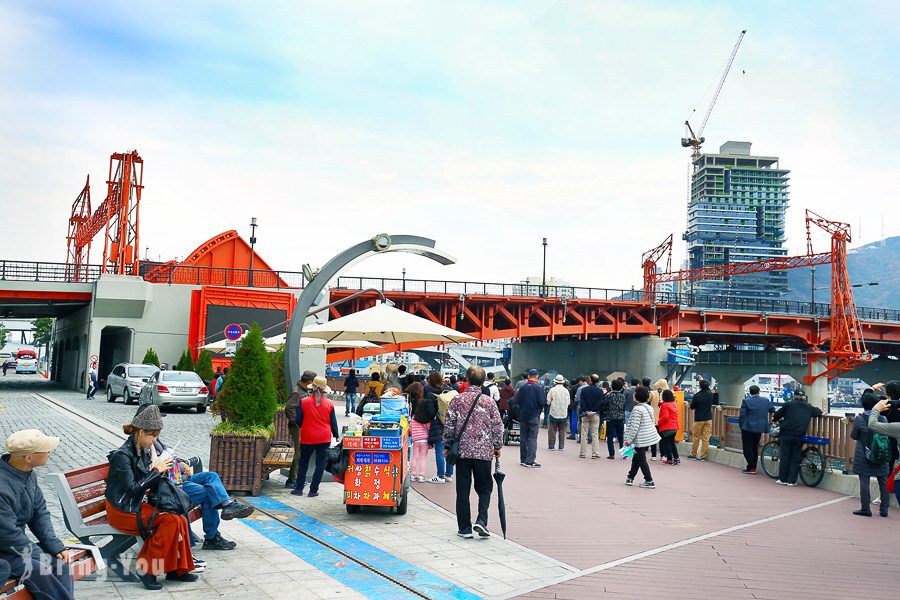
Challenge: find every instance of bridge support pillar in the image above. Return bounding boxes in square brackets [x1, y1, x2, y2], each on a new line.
[510, 336, 668, 383]
[806, 360, 828, 412]
[716, 380, 747, 408]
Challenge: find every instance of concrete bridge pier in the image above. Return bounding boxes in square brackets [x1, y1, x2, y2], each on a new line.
[806, 360, 828, 412]
[510, 336, 668, 382]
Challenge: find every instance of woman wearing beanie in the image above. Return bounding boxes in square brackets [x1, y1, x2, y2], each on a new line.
[104, 405, 195, 590]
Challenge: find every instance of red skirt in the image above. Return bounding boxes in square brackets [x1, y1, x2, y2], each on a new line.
[105, 500, 193, 576]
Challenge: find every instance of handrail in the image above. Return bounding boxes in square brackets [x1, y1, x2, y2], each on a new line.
[0, 260, 897, 323]
[683, 404, 855, 472]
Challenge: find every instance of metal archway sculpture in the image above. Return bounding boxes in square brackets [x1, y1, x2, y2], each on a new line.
[284, 234, 455, 387]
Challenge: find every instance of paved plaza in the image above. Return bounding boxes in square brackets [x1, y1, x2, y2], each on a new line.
[1, 375, 899, 599]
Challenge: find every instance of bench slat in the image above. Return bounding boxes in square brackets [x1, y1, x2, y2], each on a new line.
[72, 482, 106, 504]
[66, 464, 109, 489]
[79, 498, 107, 520]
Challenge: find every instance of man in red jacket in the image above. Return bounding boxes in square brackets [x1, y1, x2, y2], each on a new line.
[292, 376, 340, 498]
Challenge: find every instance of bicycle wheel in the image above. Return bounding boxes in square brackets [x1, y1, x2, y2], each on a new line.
[760, 440, 780, 479]
[799, 446, 826, 487]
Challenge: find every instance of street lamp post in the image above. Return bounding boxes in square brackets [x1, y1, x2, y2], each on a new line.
[402, 267, 406, 292]
[810, 266, 815, 310]
[541, 237, 547, 298]
[248, 217, 258, 287]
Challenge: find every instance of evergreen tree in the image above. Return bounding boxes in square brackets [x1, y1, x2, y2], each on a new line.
[194, 350, 214, 383]
[217, 322, 277, 429]
[142, 347, 160, 367]
[270, 347, 289, 405]
[175, 349, 193, 371]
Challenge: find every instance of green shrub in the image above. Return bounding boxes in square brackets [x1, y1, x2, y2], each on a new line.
[216, 322, 277, 430]
[175, 349, 193, 371]
[194, 350, 214, 383]
[270, 347, 290, 406]
[142, 347, 160, 367]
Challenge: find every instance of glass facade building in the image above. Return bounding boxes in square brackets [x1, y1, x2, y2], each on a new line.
[684, 141, 790, 298]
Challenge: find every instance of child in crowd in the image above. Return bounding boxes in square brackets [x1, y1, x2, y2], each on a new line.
[410, 399, 432, 482]
[658, 389, 680, 465]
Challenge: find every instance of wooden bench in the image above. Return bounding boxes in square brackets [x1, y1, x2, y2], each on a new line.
[1, 548, 96, 599]
[47, 464, 201, 584]
[262, 442, 294, 479]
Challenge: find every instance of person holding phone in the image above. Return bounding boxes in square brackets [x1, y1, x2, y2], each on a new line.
[104, 405, 196, 590]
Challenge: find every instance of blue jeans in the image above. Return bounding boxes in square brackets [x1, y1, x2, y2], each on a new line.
[570, 407, 580, 435]
[182, 471, 230, 540]
[433, 441, 455, 479]
[345, 392, 357, 415]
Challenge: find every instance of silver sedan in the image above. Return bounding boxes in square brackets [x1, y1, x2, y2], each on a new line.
[139, 370, 209, 413]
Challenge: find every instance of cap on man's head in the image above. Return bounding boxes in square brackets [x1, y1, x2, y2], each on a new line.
[528, 369, 539, 377]
[301, 370, 317, 383]
[5, 429, 60, 456]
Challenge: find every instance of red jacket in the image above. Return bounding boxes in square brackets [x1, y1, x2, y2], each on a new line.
[657, 401, 679, 432]
[297, 395, 338, 445]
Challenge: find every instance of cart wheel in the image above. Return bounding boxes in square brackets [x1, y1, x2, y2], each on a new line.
[346, 504, 361, 514]
[396, 489, 408, 515]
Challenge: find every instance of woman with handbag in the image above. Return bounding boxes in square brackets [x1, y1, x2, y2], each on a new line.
[104, 405, 196, 590]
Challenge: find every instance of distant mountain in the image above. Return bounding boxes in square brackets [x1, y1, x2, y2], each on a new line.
[784, 236, 900, 309]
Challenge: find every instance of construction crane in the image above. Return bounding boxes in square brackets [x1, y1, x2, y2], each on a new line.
[681, 29, 747, 158]
[65, 150, 144, 280]
[641, 234, 672, 303]
[642, 210, 870, 383]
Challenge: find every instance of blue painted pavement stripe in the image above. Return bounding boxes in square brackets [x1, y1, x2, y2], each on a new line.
[244, 495, 483, 600]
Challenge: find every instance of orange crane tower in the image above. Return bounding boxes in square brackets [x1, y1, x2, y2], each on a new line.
[65, 150, 144, 280]
[642, 210, 870, 382]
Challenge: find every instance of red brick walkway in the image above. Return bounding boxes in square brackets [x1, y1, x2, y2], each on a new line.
[412, 442, 900, 599]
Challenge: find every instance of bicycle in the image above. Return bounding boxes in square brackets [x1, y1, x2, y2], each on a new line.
[759, 434, 829, 487]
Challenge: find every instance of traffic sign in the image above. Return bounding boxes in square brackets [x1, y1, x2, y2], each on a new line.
[224, 324, 243, 341]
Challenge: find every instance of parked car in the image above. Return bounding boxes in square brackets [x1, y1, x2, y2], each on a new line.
[15, 349, 38, 374]
[139, 370, 209, 413]
[106, 363, 160, 404]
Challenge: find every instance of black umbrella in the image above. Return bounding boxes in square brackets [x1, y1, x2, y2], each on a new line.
[493, 457, 507, 539]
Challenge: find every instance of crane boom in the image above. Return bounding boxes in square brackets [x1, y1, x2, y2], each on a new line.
[681, 29, 747, 157]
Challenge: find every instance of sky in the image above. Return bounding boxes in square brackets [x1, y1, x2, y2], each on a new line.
[1, 1, 897, 290]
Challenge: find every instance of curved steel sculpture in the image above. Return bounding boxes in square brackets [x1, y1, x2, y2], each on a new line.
[284, 234, 455, 387]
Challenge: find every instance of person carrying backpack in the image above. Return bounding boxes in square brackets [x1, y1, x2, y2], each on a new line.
[853, 392, 890, 516]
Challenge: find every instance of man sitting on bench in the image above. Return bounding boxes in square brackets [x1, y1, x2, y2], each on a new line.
[132, 404, 254, 551]
[0, 429, 75, 599]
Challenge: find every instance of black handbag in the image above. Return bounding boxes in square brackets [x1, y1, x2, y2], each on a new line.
[446, 395, 479, 466]
[138, 477, 192, 538]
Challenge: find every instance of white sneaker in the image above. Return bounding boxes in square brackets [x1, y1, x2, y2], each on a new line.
[776, 480, 788, 485]
[427, 476, 445, 484]
[417, 475, 426, 483]
[650, 457, 658, 461]
[445, 476, 453, 482]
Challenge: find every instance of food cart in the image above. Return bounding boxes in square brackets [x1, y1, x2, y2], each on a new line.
[342, 413, 410, 515]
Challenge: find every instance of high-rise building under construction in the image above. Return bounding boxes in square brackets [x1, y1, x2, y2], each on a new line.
[684, 141, 790, 298]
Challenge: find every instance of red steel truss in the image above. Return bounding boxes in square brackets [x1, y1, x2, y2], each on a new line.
[65, 150, 144, 279]
[644, 210, 870, 381]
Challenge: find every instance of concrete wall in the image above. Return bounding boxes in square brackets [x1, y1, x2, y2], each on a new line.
[510, 336, 669, 382]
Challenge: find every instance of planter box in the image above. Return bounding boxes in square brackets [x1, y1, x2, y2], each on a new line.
[273, 409, 291, 446]
[209, 434, 269, 496]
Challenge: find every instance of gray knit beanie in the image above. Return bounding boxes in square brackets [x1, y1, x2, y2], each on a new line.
[131, 405, 164, 430]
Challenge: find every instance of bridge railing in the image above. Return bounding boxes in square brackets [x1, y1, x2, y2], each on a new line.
[683, 405, 855, 472]
[0, 260, 103, 283]
[139, 263, 306, 289]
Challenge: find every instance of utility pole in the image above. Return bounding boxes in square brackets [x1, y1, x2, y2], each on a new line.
[402, 267, 406, 292]
[248, 217, 258, 287]
[542, 238, 548, 298]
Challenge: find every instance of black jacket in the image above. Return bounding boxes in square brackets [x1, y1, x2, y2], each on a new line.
[105, 438, 163, 514]
[0, 455, 65, 556]
[773, 400, 823, 437]
[422, 393, 444, 444]
[580, 385, 604, 416]
[690, 390, 716, 421]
